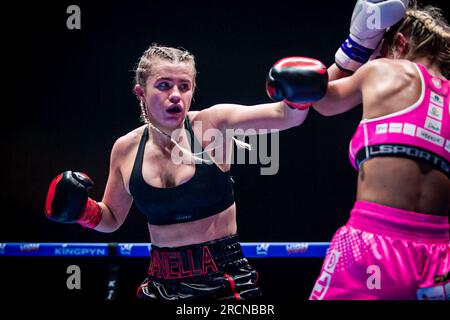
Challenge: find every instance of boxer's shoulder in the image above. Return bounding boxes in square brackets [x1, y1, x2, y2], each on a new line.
[111, 125, 146, 161]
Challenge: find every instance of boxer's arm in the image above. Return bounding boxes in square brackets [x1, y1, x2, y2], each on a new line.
[309, 64, 352, 117]
[96, 136, 133, 233]
[45, 136, 133, 232]
[328, 63, 353, 82]
[313, 78, 362, 116]
[193, 101, 308, 134]
[45, 138, 133, 231]
[313, 60, 380, 116]
[192, 57, 328, 133]
[312, 64, 358, 116]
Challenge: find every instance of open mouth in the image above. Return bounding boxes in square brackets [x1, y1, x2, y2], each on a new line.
[167, 105, 182, 114]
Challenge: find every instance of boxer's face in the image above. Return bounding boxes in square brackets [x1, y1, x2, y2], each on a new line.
[137, 59, 195, 130]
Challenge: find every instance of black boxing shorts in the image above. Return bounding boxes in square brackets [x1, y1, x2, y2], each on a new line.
[136, 234, 261, 301]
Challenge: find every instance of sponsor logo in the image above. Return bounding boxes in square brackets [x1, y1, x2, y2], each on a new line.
[310, 249, 340, 300]
[310, 270, 333, 300]
[388, 123, 402, 133]
[256, 243, 270, 256]
[54, 247, 107, 256]
[431, 78, 442, 89]
[120, 244, 133, 255]
[369, 145, 448, 172]
[20, 243, 40, 252]
[428, 103, 443, 120]
[425, 117, 442, 134]
[430, 92, 444, 107]
[324, 249, 340, 273]
[375, 123, 388, 134]
[286, 243, 309, 254]
[416, 128, 445, 147]
[402, 123, 416, 136]
[176, 214, 192, 222]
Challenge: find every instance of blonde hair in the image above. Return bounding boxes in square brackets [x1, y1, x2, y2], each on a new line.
[384, 2, 450, 78]
[134, 43, 197, 123]
[133, 44, 250, 164]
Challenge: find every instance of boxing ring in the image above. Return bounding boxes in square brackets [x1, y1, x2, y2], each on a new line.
[0, 242, 330, 300]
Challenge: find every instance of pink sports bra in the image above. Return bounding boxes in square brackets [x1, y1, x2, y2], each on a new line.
[349, 63, 450, 177]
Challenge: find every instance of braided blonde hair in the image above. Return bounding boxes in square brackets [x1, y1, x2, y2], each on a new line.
[133, 44, 251, 161]
[134, 44, 197, 123]
[384, 2, 450, 78]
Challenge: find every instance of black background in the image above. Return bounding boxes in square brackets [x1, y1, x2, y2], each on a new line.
[1, 0, 448, 309]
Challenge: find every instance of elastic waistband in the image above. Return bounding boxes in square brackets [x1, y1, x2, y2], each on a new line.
[148, 234, 246, 281]
[348, 201, 449, 242]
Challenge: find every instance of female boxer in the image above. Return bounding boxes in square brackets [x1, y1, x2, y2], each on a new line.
[310, 2, 449, 299]
[45, 44, 327, 300]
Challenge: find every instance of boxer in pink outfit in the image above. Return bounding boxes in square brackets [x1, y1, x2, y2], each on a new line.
[310, 1, 450, 300]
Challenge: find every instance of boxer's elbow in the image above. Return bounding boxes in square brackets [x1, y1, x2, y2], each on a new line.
[312, 92, 352, 116]
[312, 98, 339, 116]
[313, 104, 338, 116]
[292, 108, 309, 126]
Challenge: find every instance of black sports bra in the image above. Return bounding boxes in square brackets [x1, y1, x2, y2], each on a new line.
[129, 117, 235, 225]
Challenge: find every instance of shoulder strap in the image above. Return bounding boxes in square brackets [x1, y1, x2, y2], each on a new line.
[184, 116, 203, 153]
[130, 126, 149, 182]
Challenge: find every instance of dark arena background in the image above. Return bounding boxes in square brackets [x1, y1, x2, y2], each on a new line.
[2, 0, 448, 315]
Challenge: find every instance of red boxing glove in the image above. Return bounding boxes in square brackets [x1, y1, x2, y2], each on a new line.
[45, 171, 103, 229]
[266, 56, 328, 109]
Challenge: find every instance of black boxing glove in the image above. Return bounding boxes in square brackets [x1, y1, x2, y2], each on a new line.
[45, 171, 102, 229]
[266, 57, 328, 110]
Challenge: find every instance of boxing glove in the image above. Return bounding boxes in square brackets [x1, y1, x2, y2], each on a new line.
[45, 171, 102, 229]
[266, 57, 328, 110]
[336, 0, 408, 72]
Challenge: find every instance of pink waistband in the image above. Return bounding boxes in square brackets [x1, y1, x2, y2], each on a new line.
[348, 201, 449, 242]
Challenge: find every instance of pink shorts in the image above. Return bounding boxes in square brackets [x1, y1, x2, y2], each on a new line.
[310, 201, 449, 300]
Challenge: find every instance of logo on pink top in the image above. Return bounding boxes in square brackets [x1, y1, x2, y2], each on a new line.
[425, 117, 442, 134]
[428, 103, 443, 120]
[431, 78, 442, 89]
[430, 92, 444, 107]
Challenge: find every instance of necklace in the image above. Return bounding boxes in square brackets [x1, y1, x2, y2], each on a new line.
[147, 121, 214, 164]
[148, 122, 175, 142]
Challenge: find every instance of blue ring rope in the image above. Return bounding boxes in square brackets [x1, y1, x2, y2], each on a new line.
[0, 242, 330, 258]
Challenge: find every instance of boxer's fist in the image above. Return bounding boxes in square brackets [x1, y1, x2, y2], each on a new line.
[45, 171, 102, 228]
[336, 0, 408, 72]
[350, 0, 408, 47]
[266, 57, 328, 110]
